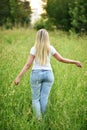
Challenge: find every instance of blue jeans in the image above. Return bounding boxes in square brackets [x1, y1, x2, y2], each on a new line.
[30, 70, 54, 119]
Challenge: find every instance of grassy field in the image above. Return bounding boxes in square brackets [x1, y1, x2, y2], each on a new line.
[0, 28, 87, 130]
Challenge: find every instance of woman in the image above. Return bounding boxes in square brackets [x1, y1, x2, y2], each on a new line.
[14, 29, 82, 120]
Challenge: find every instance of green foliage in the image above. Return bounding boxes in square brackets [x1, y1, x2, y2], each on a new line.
[46, 0, 71, 30]
[3, 18, 13, 29]
[33, 18, 45, 30]
[69, 0, 87, 33]
[0, 0, 31, 28]
[9, 0, 31, 27]
[0, 0, 10, 26]
[33, 18, 56, 30]
[45, 0, 87, 33]
[0, 29, 87, 130]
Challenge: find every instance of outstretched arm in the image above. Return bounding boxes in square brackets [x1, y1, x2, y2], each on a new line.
[53, 52, 82, 67]
[14, 54, 35, 85]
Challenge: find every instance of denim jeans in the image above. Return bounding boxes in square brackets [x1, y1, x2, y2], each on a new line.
[30, 70, 54, 119]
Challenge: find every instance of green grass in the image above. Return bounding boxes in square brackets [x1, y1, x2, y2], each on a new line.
[0, 28, 87, 130]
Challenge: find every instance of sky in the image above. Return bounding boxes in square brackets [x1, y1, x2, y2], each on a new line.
[21, 0, 46, 24]
[29, 0, 43, 14]
[22, 0, 44, 24]
[29, 0, 44, 24]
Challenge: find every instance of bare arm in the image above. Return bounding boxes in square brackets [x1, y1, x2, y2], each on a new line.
[14, 54, 35, 85]
[53, 52, 82, 67]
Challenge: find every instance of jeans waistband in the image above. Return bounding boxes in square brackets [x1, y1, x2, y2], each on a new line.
[32, 69, 52, 72]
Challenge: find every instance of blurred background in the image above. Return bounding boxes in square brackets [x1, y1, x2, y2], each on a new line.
[0, 0, 87, 33]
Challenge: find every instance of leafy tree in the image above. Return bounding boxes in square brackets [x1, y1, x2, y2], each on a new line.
[46, 0, 71, 30]
[45, 0, 87, 32]
[0, 0, 10, 26]
[0, 0, 31, 27]
[42, 0, 47, 2]
[69, 0, 87, 32]
[9, 0, 31, 26]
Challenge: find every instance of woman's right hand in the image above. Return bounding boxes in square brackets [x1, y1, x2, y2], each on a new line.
[14, 77, 20, 85]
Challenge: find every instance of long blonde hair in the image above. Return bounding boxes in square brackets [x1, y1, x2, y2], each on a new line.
[35, 29, 51, 66]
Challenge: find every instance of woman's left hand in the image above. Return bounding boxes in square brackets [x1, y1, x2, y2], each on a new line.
[75, 61, 82, 68]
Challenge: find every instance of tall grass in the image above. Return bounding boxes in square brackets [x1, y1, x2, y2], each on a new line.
[0, 28, 87, 130]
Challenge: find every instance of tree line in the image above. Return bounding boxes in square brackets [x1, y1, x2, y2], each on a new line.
[45, 0, 87, 32]
[34, 0, 87, 33]
[0, 0, 31, 28]
[0, 0, 87, 33]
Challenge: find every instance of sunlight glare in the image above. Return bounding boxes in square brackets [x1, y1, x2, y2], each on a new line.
[29, 0, 43, 14]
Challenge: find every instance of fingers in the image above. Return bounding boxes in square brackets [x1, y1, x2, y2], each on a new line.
[78, 65, 82, 68]
[14, 81, 18, 85]
[14, 82, 19, 85]
[79, 64, 82, 68]
[14, 76, 20, 85]
[76, 62, 82, 68]
[14, 79, 20, 85]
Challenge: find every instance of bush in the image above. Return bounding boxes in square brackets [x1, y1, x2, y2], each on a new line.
[33, 18, 56, 30]
[68, 0, 87, 33]
[3, 18, 13, 29]
[46, 0, 87, 33]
